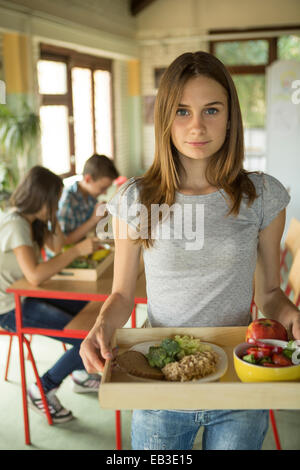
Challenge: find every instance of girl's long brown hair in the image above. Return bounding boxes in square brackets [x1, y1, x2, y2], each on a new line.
[10, 166, 63, 248]
[132, 51, 258, 248]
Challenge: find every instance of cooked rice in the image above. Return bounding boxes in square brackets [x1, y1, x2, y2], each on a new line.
[162, 350, 218, 382]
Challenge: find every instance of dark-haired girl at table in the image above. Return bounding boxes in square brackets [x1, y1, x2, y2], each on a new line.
[0, 165, 101, 423]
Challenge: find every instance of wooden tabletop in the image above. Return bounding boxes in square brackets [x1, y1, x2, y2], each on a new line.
[6, 262, 147, 302]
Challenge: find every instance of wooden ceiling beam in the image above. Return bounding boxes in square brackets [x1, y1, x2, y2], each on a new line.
[130, 0, 157, 16]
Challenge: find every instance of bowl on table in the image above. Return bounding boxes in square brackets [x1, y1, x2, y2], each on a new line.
[233, 339, 300, 382]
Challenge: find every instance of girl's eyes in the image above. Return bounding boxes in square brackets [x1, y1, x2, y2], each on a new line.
[176, 108, 190, 117]
[175, 107, 219, 117]
[204, 107, 219, 115]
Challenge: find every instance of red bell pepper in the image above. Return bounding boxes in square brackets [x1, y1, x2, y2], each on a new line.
[247, 340, 283, 353]
[246, 346, 272, 359]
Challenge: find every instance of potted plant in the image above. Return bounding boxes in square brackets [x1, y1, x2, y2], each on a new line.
[0, 100, 40, 202]
[0, 159, 17, 210]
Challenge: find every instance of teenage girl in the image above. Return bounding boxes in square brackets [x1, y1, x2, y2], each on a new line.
[0, 166, 101, 423]
[79, 51, 300, 449]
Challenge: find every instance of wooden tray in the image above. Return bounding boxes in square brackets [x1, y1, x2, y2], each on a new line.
[99, 327, 300, 410]
[51, 251, 114, 281]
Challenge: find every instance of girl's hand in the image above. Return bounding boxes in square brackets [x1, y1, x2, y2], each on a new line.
[74, 237, 101, 257]
[80, 322, 116, 373]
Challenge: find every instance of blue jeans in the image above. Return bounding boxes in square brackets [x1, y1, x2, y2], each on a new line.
[0, 297, 88, 392]
[131, 409, 269, 450]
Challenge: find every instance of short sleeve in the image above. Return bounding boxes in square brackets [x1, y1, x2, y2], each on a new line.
[57, 191, 77, 234]
[106, 177, 141, 231]
[259, 173, 290, 231]
[0, 216, 33, 252]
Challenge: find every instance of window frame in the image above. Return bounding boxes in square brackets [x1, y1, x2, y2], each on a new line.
[209, 26, 300, 171]
[209, 25, 300, 74]
[39, 43, 114, 178]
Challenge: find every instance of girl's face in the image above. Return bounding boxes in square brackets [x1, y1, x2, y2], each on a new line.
[35, 193, 61, 223]
[171, 75, 229, 162]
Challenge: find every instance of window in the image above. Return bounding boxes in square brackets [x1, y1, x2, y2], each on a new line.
[278, 35, 300, 61]
[210, 28, 300, 172]
[37, 44, 113, 177]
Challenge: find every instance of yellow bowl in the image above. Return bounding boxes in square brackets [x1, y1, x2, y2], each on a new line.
[233, 341, 300, 382]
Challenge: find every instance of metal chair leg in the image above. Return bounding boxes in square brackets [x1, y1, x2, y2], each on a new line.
[23, 337, 53, 426]
[4, 335, 13, 381]
[269, 410, 282, 450]
[115, 410, 122, 450]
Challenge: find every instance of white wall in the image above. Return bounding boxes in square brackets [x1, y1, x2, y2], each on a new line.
[1, 0, 136, 40]
[137, 0, 300, 37]
[266, 60, 300, 234]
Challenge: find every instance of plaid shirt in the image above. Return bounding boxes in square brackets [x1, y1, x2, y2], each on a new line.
[57, 181, 97, 235]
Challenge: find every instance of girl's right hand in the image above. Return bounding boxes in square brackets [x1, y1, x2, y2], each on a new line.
[80, 322, 116, 373]
[75, 237, 101, 257]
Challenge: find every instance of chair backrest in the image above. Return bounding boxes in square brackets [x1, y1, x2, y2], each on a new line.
[287, 249, 300, 306]
[114, 176, 128, 188]
[284, 218, 300, 258]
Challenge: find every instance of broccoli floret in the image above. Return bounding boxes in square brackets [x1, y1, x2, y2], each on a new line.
[242, 354, 257, 364]
[146, 336, 208, 369]
[146, 346, 168, 369]
[160, 338, 181, 359]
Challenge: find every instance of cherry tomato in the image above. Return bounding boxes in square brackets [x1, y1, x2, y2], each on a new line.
[247, 340, 283, 353]
[246, 346, 272, 358]
[272, 353, 292, 367]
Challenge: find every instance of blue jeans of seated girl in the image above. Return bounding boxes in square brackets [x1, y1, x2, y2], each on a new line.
[0, 297, 88, 392]
[131, 409, 269, 450]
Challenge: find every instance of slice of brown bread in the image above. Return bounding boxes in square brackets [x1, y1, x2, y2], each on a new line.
[115, 350, 164, 380]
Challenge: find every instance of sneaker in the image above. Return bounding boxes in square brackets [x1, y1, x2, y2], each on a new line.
[27, 383, 73, 423]
[71, 369, 101, 393]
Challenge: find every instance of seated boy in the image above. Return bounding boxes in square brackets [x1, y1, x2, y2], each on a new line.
[57, 154, 119, 393]
[58, 154, 119, 244]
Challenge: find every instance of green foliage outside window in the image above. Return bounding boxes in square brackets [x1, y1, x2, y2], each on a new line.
[232, 75, 266, 128]
[215, 40, 269, 65]
[214, 35, 299, 128]
[278, 35, 300, 61]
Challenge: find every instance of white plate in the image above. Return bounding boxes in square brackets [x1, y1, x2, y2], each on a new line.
[128, 341, 228, 383]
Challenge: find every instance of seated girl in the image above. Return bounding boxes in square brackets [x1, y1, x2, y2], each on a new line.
[0, 165, 102, 423]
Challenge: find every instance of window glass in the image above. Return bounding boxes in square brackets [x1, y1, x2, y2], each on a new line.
[232, 74, 266, 128]
[232, 75, 266, 172]
[40, 105, 70, 174]
[38, 60, 67, 94]
[94, 70, 113, 157]
[215, 40, 269, 65]
[72, 67, 94, 174]
[278, 35, 300, 61]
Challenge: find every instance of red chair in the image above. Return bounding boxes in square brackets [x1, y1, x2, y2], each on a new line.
[4, 334, 67, 381]
[114, 176, 128, 188]
[1, 328, 53, 428]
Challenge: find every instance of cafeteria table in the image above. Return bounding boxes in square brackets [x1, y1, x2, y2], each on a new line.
[6, 262, 147, 447]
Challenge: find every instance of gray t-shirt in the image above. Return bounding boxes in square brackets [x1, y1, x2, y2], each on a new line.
[0, 210, 40, 314]
[106, 172, 290, 328]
